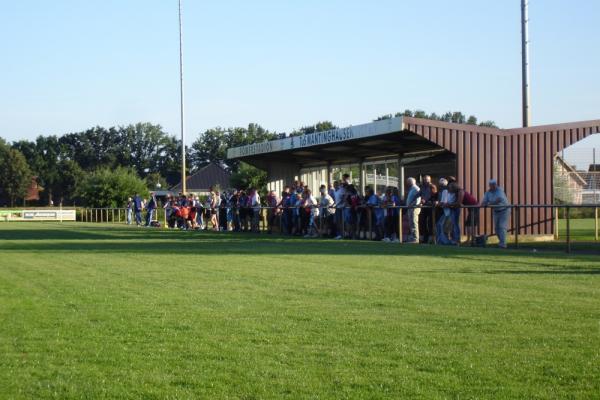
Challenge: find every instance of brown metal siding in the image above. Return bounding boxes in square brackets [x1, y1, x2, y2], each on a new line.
[403, 117, 600, 236]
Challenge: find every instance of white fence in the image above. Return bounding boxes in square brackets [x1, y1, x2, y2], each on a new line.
[0, 209, 77, 222]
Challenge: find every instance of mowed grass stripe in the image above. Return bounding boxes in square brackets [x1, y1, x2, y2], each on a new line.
[0, 222, 599, 399]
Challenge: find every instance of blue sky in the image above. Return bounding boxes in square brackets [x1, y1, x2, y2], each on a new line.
[1, 0, 599, 168]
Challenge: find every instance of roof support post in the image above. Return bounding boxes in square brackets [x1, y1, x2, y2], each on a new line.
[398, 156, 405, 201]
[359, 160, 366, 196]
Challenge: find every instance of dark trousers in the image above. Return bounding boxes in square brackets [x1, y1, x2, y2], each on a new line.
[419, 208, 434, 243]
[135, 210, 142, 225]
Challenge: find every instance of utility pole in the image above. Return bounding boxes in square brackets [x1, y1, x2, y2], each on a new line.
[178, 0, 187, 193]
[521, 0, 531, 127]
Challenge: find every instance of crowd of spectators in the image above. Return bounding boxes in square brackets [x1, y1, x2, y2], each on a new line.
[126, 174, 510, 248]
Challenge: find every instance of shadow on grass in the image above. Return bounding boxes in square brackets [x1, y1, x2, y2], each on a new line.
[1, 224, 600, 275]
[485, 269, 600, 275]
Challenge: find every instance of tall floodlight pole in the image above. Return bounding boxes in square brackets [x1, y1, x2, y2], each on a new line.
[178, 0, 187, 193]
[521, 0, 531, 127]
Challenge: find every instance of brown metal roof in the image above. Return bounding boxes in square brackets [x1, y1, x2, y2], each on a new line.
[402, 117, 600, 235]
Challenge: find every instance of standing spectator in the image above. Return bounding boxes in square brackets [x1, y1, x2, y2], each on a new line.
[225, 191, 235, 231]
[133, 193, 143, 226]
[219, 191, 228, 231]
[436, 178, 455, 245]
[238, 190, 249, 232]
[344, 185, 360, 239]
[209, 187, 219, 230]
[333, 180, 346, 240]
[303, 189, 320, 238]
[292, 192, 303, 236]
[342, 173, 351, 186]
[447, 182, 463, 244]
[249, 188, 261, 233]
[382, 187, 400, 242]
[145, 192, 157, 227]
[319, 184, 335, 237]
[194, 196, 204, 229]
[266, 190, 279, 234]
[126, 197, 133, 225]
[461, 188, 479, 244]
[229, 190, 240, 232]
[481, 179, 510, 249]
[279, 190, 292, 235]
[405, 177, 421, 243]
[328, 183, 335, 200]
[366, 187, 384, 240]
[202, 193, 212, 231]
[419, 175, 437, 244]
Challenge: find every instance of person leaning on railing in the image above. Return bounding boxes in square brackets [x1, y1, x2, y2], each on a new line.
[481, 179, 510, 249]
[319, 184, 335, 238]
[419, 176, 437, 244]
[382, 187, 400, 243]
[266, 190, 280, 234]
[405, 178, 422, 244]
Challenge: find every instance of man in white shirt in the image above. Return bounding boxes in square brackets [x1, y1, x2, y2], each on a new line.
[319, 184, 335, 237]
[333, 180, 346, 239]
[250, 188, 261, 233]
[405, 177, 421, 243]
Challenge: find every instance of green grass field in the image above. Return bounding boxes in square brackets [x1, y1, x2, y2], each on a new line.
[0, 223, 599, 399]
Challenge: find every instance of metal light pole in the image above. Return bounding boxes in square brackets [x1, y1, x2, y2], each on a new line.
[178, 0, 187, 194]
[521, 0, 531, 127]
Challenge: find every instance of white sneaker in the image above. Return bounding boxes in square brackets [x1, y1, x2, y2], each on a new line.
[334, 235, 343, 240]
[382, 237, 390, 242]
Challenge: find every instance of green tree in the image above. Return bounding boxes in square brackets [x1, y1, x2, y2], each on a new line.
[0, 148, 32, 206]
[78, 167, 148, 208]
[230, 162, 267, 195]
[54, 159, 85, 205]
[479, 120, 499, 128]
[190, 124, 277, 172]
[145, 172, 168, 191]
[13, 135, 63, 205]
[290, 121, 338, 137]
[467, 115, 478, 125]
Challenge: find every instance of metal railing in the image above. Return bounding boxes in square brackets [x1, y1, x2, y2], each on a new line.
[76, 204, 600, 253]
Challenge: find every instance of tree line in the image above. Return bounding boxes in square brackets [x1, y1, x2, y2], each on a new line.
[0, 110, 495, 207]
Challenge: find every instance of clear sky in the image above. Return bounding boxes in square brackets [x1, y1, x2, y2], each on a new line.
[1, 0, 599, 168]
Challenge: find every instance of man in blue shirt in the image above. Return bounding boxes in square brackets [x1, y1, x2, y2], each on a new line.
[481, 179, 510, 248]
[132, 193, 143, 226]
[145, 192, 157, 227]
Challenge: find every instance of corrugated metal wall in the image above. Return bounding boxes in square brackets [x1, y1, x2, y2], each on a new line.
[403, 117, 600, 236]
